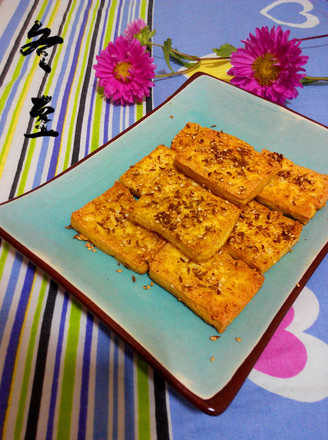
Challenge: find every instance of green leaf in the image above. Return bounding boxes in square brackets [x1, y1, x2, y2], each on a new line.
[212, 43, 237, 58]
[134, 26, 156, 46]
[169, 50, 195, 68]
[163, 38, 174, 72]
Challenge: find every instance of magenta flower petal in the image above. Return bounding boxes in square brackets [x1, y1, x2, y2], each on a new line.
[93, 36, 156, 105]
[123, 18, 147, 41]
[227, 26, 309, 105]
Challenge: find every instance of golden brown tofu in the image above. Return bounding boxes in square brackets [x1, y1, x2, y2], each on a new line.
[149, 243, 265, 333]
[71, 181, 165, 274]
[119, 145, 185, 197]
[128, 175, 241, 262]
[171, 122, 281, 207]
[224, 200, 303, 273]
[256, 150, 328, 224]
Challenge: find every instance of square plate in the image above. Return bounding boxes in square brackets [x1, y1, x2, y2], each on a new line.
[1, 73, 327, 415]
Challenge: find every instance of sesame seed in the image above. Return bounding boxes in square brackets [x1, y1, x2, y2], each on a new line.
[210, 335, 220, 341]
[210, 356, 215, 362]
[116, 269, 122, 273]
[235, 337, 242, 343]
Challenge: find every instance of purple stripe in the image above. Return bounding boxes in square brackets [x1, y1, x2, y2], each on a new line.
[0, 262, 36, 439]
[45, 292, 69, 440]
[46, 0, 93, 180]
[77, 311, 94, 440]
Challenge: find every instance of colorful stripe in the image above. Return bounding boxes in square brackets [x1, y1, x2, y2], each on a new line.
[0, 0, 171, 438]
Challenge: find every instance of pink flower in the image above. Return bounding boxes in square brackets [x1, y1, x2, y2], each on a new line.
[227, 26, 309, 105]
[93, 36, 156, 105]
[123, 18, 147, 42]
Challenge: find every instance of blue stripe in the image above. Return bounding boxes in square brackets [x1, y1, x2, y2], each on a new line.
[113, 0, 124, 40]
[0, 253, 23, 346]
[77, 311, 94, 440]
[112, 335, 119, 440]
[0, 0, 31, 65]
[101, 0, 124, 143]
[93, 321, 111, 439]
[85, 0, 112, 155]
[104, 98, 112, 143]
[46, 0, 93, 180]
[46, 291, 69, 440]
[31, 0, 85, 189]
[0, 261, 36, 439]
[124, 345, 135, 440]
[0, 1, 54, 145]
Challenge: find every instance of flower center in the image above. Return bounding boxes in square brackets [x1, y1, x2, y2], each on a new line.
[252, 53, 280, 86]
[114, 61, 132, 82]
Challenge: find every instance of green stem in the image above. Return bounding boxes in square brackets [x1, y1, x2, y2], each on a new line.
[154, 59, 202, 79]
[150, 42, 199, 61]
[304, 76, 328, 81]
[150, 42, 230, 62]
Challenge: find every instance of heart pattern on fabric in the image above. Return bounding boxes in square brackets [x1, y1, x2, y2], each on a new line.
[249, 287, 328, 402]
[260, 0, 319, 28]
[254, 307, 307, 378]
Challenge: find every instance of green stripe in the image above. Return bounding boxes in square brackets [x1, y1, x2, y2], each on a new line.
[136, 102, 144, 121]
[90, 0, 118, 154]
[137, 356, 151, 440]
[63, 0, 100, 170]
[13, 274, 48, 440]
[136, 6, 152, 439]
[16, 0, 78, 196]
[0, 241, 10, 280]
[140, 0, 147, 21]
[56, 298, 82, 440]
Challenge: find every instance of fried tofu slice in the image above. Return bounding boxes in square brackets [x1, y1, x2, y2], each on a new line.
[71, 181, 165, 274]
[256, 150, 328, 224]
[224, 200, 303, 273]
[149, 243, 265, 333]
[171, 122, 281, 207]
[128, 176, 241, 262]
[120, 144, 186, 197]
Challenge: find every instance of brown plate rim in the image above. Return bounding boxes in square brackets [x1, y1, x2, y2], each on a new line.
[1, 72, 327, 415]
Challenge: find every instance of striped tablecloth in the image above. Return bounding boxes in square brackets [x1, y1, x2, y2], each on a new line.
[0, 1, 327, 439]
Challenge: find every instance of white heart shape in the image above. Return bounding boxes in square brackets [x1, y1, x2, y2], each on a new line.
[260, 0, 319, 28]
